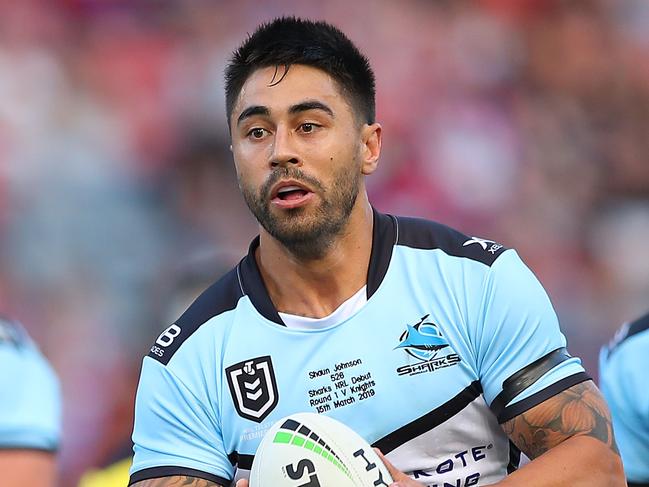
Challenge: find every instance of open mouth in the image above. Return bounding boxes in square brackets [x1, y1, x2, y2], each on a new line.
[276, 186, 309, 201]
[271, 182, 315, 209]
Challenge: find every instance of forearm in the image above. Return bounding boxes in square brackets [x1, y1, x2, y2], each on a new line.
[490, 436, 624, 487]
[0, 450, 57, 487]
[131, 476, 224, 486]
[491, 380, 626, 486]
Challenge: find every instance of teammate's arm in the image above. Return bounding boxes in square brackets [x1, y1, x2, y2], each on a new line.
[0, 450, 57, 487]
[131, 477, 252, 486]
[130, 477, 225, 487]
[496, 380, 625, 486]
[0, 319, 61, 487]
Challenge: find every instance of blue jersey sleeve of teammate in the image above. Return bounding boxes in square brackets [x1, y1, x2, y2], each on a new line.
[130, 322, 233, 486]
[473, 250, 587, 422]
[0, 318, 61, 451]
[599, 315, 649, 484]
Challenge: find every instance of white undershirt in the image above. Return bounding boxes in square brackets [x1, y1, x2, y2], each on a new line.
[279, 286, 368, 330]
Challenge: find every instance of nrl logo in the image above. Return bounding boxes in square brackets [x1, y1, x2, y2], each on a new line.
[226, 356, 279, 423]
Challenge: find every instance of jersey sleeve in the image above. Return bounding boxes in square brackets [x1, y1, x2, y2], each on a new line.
[0, 322, 61, 451]
[129, 356, 233, 486]
[599, 333, 649, 483]
[474, 250, 588, 423]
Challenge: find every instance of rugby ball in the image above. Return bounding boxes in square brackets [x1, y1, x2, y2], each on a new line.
[249, 412, 393, 487]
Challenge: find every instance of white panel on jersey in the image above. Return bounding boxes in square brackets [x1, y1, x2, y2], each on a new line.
[385, 396, 510, 487]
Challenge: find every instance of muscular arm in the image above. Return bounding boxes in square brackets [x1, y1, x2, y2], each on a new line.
[0, 450, 57, 487]
[496, 380, 625, 486]
[131, 477, 225, 487]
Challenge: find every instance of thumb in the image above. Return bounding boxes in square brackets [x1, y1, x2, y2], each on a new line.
[374, 448, 411, 482]
[235, 480, 249, 487]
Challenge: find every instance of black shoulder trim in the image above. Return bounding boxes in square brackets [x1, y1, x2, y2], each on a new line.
[147, 267, 244, 365]
[373, 381, 482, 454]
[367, 210, 397, 298]
[129, 466, 230, 486]
[628, 482, 649, 487]
[628, 311, 649, 338]
[394, 215, 507, 266]
[490, 347, 572, 418]
[606, 311, 649, 357]
[497, 372, 591, 423]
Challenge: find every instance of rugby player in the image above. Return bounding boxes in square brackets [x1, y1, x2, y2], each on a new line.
[600, 311, 649, 486]
[129, 17, 624, 486]
[0, 316, 61, 487]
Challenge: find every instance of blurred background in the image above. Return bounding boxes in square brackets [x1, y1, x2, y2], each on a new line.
[0, 0, 647, 485]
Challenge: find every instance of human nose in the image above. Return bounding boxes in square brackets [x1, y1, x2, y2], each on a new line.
[269, 126, 300, 169]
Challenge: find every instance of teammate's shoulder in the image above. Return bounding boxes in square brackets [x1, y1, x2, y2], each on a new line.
[0, 316, 31, 349]
[146, 265, 244, 365]
[627, 311, 649, 340]
[604, 311, 649, 357]
[393, 214, 508, 266]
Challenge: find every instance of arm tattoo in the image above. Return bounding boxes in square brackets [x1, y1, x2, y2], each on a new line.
[132, 476, 224, 487]
[502, 380, 619, 459]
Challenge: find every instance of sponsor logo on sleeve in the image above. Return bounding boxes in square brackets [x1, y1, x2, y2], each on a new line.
[463, 237, 503, 255]
[149, 323, 183, 360]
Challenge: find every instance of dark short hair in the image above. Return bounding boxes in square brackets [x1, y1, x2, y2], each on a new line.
[225, 17, 376, 126]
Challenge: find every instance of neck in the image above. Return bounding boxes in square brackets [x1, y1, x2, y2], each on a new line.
[256, 196, 374, 318]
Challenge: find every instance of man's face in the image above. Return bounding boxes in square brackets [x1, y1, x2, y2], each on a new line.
[230, 65, 372, 257]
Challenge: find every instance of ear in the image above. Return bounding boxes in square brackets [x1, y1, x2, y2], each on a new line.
[360, 123, 382, 175]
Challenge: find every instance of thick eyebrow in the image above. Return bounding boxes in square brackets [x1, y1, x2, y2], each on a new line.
[237, 105, 270, 126]
[289, 100, 334, 118]
[236, 100, 334, 127]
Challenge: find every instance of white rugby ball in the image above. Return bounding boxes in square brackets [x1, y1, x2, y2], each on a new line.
[249, 412, 393, 487]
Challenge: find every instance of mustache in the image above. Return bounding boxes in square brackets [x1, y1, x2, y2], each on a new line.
[260, 167, 325, 199]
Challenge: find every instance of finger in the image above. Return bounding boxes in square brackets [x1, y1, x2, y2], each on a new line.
[235, 480, 249, 487]
[373, 448, 411, 482]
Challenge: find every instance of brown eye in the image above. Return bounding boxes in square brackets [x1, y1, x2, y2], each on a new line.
[300, 123, 316, 133]
[249, 128, 266, 139]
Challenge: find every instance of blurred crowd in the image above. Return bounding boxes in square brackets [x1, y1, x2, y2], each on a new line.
[0, 0, 647, 485]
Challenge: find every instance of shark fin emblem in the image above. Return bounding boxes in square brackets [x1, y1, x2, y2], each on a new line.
[395, 315, 449, 358]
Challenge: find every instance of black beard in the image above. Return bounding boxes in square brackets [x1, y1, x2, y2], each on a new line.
[240, 165, 360, 259]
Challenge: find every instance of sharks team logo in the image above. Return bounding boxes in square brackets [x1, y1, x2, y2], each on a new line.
[396, 314, 449, 361]
[395, 315, 461, 376]
[226, 356, 279, 423]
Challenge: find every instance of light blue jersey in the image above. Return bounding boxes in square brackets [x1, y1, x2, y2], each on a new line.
[0, 317, 61, 451]
[131, 211, 587, 486]
[600, 312, 649, 485]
